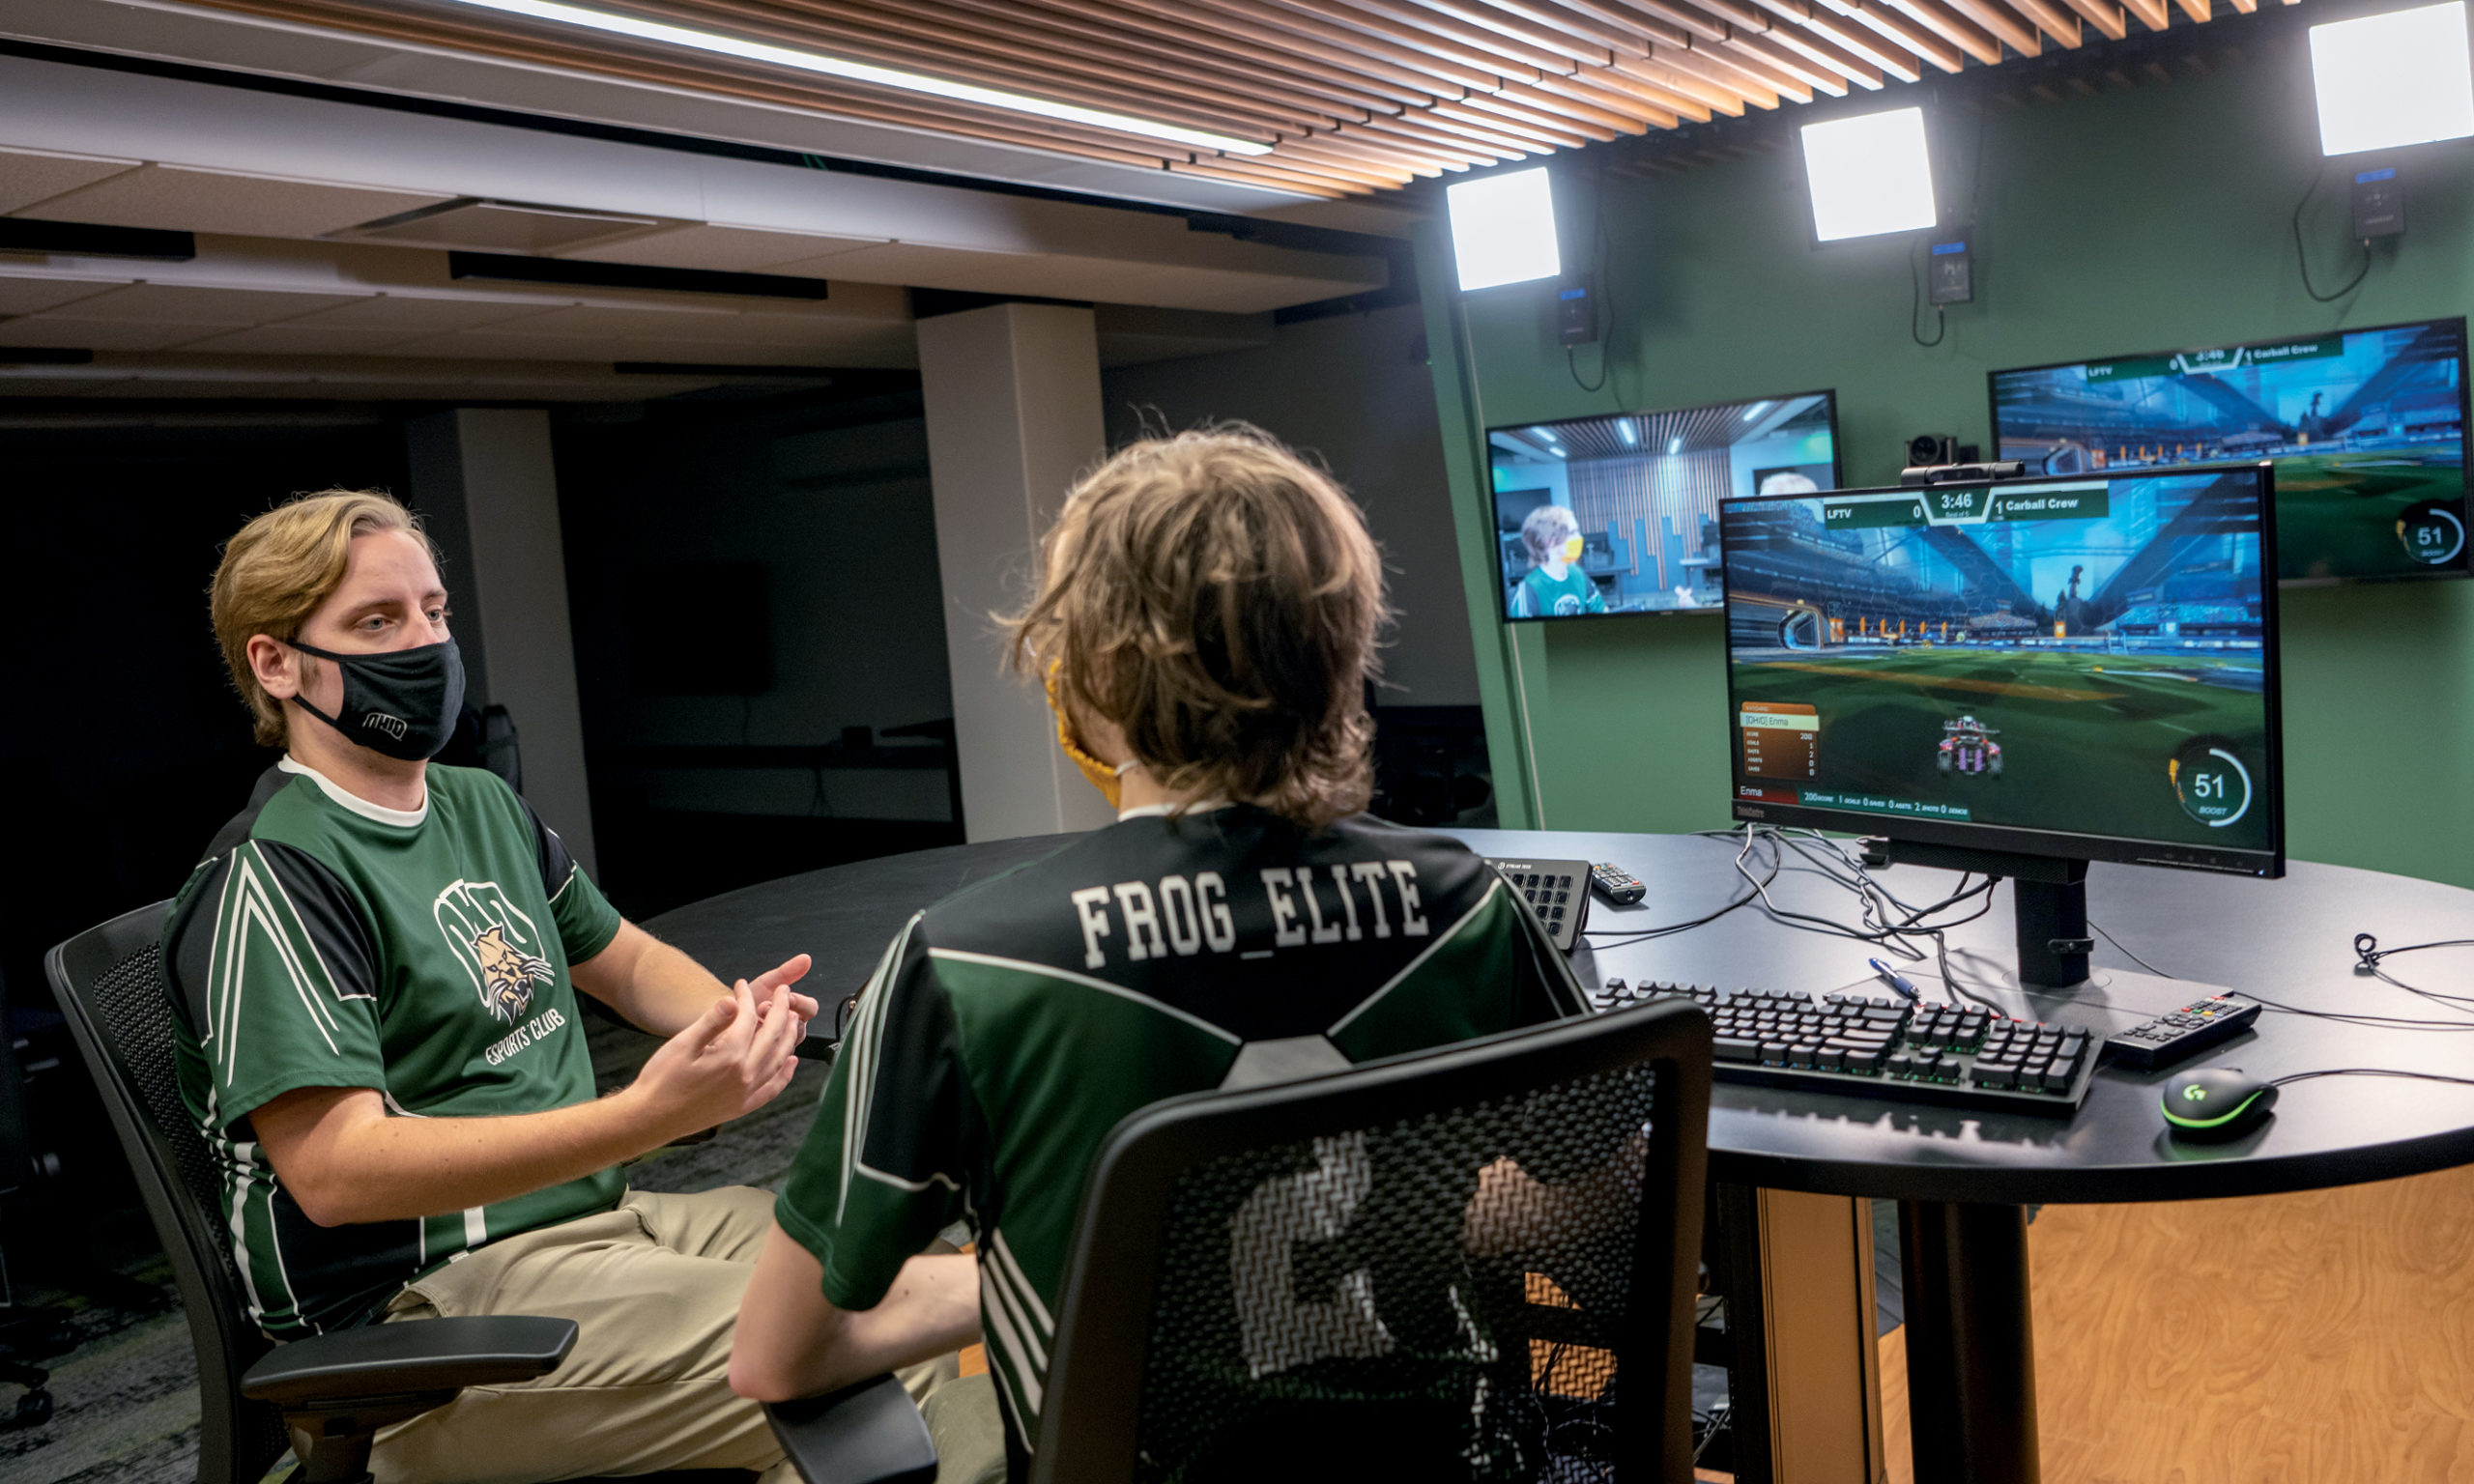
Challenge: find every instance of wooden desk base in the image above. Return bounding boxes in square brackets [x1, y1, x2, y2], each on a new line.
[1861, 1162, 2474, 1483]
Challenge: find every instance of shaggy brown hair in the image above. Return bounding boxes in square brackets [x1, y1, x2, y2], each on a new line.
[211, 490, 436, 747]
[1005, 426, 1389, 831]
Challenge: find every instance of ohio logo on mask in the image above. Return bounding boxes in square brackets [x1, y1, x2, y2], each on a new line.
[434, 880, 556, 1024]
[362, 713, 410, 741]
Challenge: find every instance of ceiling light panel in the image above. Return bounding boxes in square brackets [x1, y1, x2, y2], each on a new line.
[1448, 168, 1561, 292]
[2312, 2, 2474, 156]
[1800, 108, 1938, 243]
[433, 0, 1272, 155]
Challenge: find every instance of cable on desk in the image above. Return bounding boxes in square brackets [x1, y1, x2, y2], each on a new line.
[1718, 827, 2010, 1011]
[2087, 920, 2179, 980]
[2269, 1068, 2474, 1091]
[2085, 922, 2474, 1030]
[2241, 990, 2474, 1032]
[2353, 933, 2474, 1005]
[1583, 825, 1777, 946]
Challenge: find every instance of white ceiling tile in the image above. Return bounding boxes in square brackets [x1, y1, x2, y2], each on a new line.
[14, 164, 454, 239]
[0, 146, 141, 215]
[498, 303, 745, 337]
[0, 274, 128, 315]
[177, 323, 437, 355]
[380, 329, 638, 362]
[39, 283, 365, 326]
[667, 315, 885, 348]
[0, 317, 224, 351]
[564, 222, 885, 272]
[280, 294, 574, 330]
[775, 242, 1005, 285]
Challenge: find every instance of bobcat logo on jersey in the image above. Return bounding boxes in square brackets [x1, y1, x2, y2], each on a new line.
[434, 881, 557, 1024]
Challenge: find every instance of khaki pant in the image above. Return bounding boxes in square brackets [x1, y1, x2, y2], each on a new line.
[372, 1186, 1005, 1484]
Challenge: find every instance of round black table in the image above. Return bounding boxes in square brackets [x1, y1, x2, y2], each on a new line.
[647, 828, 2474, 1483]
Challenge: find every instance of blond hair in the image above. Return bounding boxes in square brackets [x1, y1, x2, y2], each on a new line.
[1521, 503, 1578, 562]
[1005, 426, 1389, 831]
[210, 491, 434, 747]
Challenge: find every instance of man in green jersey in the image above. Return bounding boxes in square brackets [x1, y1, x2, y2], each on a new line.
[160, 491, 980, 1484]
[732, 430, 1592, 1478]
[1507, 503, 1607, 618]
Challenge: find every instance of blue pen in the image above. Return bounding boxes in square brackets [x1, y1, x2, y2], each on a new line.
[1868, 957, 1921, 1002]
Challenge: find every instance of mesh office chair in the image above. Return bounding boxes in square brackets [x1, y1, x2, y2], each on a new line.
[1031, 997, 1711, 1483]
[779, 997, 1708, 1484]
[49, 900, 930, 1484]
[46, 901, 576, 1484]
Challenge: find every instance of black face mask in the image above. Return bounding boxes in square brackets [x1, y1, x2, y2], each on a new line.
[287, 637, 466, 762]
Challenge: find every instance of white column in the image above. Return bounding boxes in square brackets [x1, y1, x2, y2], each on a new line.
[916, 302, 1117, 842]
[405, 409, 598, 873]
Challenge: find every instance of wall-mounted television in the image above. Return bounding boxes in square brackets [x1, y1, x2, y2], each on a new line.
[1990, 318, 2470, 584]
[1487, 390, 1842, 621]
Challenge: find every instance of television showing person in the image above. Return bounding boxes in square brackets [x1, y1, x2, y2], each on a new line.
[1508, 504, 1607, 617]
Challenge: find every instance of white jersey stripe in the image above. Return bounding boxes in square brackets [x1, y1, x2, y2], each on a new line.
[840, 915, 918, 1223]
[989, 1229, 1054, 1338]
[852, 1162, 962, 1194]
[980, 1253, 1049, 1373]
[1326, 878, 1506, 1037]
[256, 845, 371, 1004]
[977, 1276, 1046, 1419]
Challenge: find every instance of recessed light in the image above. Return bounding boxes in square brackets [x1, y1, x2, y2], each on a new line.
[1668, 436, 1683, 455]
[434, 0, 1274, 156]
[1741, 401, 1772, 421]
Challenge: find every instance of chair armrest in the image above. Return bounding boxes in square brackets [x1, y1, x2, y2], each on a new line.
[762, 1373, 937, 1484]
[241, 1316, 578, 1408]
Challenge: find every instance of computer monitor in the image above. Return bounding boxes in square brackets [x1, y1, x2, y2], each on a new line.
[1990, 319, 2470, 584]
[1721, 466, 2284, 986]
[1488, 390, 1841, 620]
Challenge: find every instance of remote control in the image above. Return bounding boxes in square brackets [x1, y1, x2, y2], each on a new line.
[2103, 993, 2261, 1070]
[1590, 862, 1645, 906]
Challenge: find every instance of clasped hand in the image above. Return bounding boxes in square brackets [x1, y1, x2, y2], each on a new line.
[632, 955, 818, 1141]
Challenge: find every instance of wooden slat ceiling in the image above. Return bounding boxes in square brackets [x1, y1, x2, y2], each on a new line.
[174, 0, 2292, 198]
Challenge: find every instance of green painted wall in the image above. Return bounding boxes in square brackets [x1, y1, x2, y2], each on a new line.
[1421, 47, 2474, 888]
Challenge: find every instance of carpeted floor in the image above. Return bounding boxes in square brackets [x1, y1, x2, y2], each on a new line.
[0, 1014, 834, 1484]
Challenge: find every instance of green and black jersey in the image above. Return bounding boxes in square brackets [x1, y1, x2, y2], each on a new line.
[160, 758, 625, 1338]
[775, 804, 1589, 1463]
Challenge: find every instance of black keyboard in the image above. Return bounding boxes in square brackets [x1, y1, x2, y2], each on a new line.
[1605, 982, 2099, 1117]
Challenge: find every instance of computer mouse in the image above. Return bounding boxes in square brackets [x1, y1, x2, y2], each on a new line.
[2162, 1068, 2279, 1141]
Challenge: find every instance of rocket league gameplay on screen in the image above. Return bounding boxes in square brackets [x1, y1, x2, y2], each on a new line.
[1723, 470, 2277, 859]
[1990, 319, 2469, 584]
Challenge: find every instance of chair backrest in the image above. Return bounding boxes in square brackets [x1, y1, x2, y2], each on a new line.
[1032, 998, 1712, 1484]
[45, 901, 291, 1484]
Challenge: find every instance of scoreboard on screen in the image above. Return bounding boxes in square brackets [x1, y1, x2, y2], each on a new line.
[1740, 702, 1819, 781]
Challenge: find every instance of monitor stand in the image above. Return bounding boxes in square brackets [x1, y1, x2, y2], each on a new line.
[1881, 840, 2240, 1039]
[1881, 839, 2092, 989]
